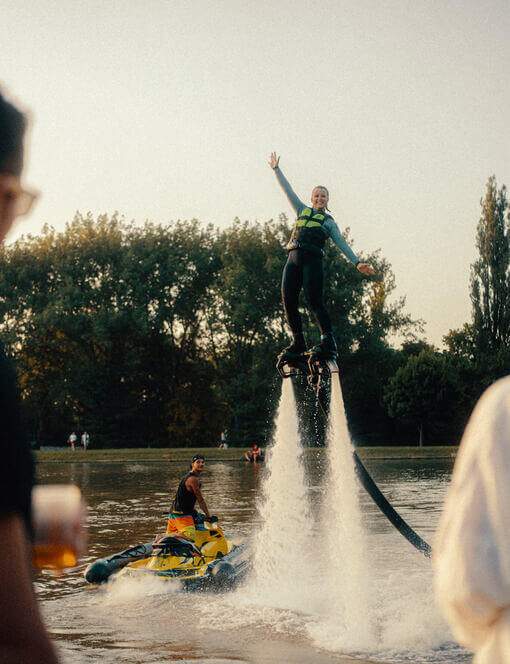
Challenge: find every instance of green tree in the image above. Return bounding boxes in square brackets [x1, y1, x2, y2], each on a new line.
[324, 244, 423, 444]
[0, 210, 421, 447]
[440, 176, 510, 436]
[401, 340, 435, 358]
[443, 324, 477, 362]
[384, 350, 459, 445]
[204, 216, 288, 442]
[0, 214, 224, 447]
[470, 175, 510, 352]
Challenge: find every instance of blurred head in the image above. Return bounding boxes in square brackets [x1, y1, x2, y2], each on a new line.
[0, 91, 37, 243]
[311, 186, 329, 211]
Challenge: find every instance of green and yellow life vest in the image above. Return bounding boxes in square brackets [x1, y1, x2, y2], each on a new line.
[286, 207, 330, 256]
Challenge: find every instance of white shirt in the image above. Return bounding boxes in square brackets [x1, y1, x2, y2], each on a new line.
[434, 376, 510, 663]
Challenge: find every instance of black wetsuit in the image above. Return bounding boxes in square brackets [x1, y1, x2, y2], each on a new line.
[273, 166, 360, 338]
[282, 249, 331, 335]
[171, 471, 199, 515]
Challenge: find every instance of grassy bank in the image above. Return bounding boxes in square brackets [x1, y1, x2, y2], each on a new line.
[35, 446, 458, 463]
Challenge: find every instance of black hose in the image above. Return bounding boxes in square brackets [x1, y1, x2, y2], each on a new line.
[313, 372, 432, 559]
[352, 452, 431, 558]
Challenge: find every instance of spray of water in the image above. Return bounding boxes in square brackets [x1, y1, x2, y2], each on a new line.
[202, 373, 458, 660]
[248, 379, 314, 610]
[307, 374, 375, 650]
[248, 373, 374, 642]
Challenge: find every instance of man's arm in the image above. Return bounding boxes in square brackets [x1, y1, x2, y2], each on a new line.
[0, 514, 59, 664]
[186, 476, 210, 519]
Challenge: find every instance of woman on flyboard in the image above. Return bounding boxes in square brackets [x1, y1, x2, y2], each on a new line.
[269, 152, 375, 360]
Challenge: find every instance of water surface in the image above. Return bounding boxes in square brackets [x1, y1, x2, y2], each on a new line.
[35, 458, 470, 664]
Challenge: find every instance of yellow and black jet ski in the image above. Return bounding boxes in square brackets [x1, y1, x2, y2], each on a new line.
[85, 518, 249, 590]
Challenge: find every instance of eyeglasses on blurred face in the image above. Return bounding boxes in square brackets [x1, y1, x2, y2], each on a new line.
[0, 174, 39, 218]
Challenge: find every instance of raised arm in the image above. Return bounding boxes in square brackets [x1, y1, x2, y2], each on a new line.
[268, 152, 305, 215]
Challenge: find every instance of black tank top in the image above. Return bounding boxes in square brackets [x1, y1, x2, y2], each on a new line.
[171, 471, 200, 514]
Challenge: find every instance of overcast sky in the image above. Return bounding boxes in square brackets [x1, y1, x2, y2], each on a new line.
[2, 0, 509, 346]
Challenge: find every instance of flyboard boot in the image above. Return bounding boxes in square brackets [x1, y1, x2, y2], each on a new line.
[307, 333, 337, 361]
[305, 333, 338, 395]
[276, 333, 308, 378]
[280, 333, 306, 359]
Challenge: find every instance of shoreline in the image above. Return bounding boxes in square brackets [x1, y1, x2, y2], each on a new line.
[35, 446, 457, 464]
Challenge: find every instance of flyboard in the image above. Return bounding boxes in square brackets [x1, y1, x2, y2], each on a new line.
[276, 350, 432, 559]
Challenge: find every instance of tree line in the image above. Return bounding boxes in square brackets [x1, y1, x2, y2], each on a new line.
[0, 176, 508, 447]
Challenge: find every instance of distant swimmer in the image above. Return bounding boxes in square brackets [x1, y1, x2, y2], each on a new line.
[269, 153, 375, 359]
[244, 443, 264, 462]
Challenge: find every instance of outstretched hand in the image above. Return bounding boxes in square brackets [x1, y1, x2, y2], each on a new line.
[357, 263, 376, 277]
[269, 152, 280, 170]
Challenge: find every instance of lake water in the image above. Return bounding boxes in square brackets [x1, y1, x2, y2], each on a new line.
[35, 458, 471, 664]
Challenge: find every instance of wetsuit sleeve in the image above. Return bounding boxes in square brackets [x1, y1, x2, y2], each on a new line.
[324, 217, 360, 265]
[273, 167, 305, 216]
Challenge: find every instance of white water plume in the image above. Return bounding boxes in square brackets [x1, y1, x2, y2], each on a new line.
[246, 374, 375, 644]
[308, 375, 375, 649]
[248, 379, 315, 610]
[239, 372, 453, 659]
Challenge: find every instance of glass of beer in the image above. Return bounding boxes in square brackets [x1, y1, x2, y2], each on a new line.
[32, 484, 87, 573]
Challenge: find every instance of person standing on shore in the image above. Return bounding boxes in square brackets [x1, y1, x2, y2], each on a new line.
[81, 431, 89, 451]
[68, 431, 77, 451]
[219, 428, 229, 449]
[0, 88, 58, 664]
[269, 153, 375, 358]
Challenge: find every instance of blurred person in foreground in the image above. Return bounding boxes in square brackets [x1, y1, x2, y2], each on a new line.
[0, 89, 58, 663]
[434, 376, 510, 664]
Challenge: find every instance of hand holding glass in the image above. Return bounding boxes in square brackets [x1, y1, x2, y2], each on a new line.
[32, 485, 87, 572]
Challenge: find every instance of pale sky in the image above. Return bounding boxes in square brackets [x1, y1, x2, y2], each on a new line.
[2, 0, 509, 346]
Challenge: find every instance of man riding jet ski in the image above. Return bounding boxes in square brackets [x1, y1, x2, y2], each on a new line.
[85, 455, 249, 588]
[165, 454, 218, 539]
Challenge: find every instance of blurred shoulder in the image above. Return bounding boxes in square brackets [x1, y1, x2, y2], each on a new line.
[478, 375, 510, 413]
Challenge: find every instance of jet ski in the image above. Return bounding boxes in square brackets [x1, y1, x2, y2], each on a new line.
[84, 517, 249, 590]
